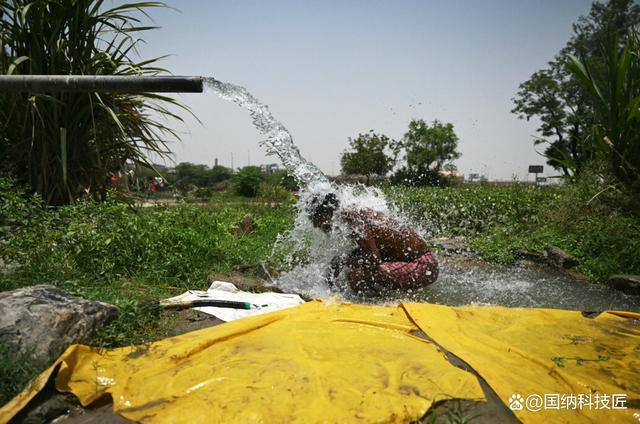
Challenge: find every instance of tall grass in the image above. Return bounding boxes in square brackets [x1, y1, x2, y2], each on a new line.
[0, 1, 187, 205]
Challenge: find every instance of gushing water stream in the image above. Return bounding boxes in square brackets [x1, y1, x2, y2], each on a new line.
[205, 78, 639, 312]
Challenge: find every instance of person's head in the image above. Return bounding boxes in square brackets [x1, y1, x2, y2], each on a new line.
[308, 193, 339, 233]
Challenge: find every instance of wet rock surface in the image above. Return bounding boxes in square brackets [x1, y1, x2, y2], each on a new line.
[606, 274, 640, 296]
[0, 285, 118, 365]
[544, 245, 579, 269]
[433, 237, 472, 256]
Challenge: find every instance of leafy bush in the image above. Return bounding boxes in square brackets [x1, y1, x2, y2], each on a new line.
[391, 167, 451, 187]
[568, 32, 640, 203]
[387, 184, 555, 236]
[232, 166, 263, 197]
[388, 181, 640, 282]
[266, 170, 299, 192]
[0, 1, 187, 205]
[0, 179, 294, 290]
[257, 183, 295, 203]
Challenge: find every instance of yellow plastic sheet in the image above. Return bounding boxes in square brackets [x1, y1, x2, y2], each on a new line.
[403, 303, 640, 423]
[0, 301, 484, 423]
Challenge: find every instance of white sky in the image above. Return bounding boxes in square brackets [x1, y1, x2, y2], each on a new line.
[140, 0, 594, 181]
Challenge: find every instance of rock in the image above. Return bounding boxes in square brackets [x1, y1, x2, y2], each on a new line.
[515, 259, 544, 269]
[16, 392, 83, 424]
[235, 213, 253, 236]
[434, 237, 469, 255]
[0, 285, 118, 365]
[606, 275, 640, 296]
[512, 249, 545, 263]
[563, 269, 591, 282]
[544, 246, 579, 269]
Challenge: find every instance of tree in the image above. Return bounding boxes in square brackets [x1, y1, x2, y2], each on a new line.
[173, 162, 232, 190]
[210, 165, 233, 183]
[512, 0, 640, 176]
[402, 119, 460, 172]
[392, 119, 461, 187]
[175, 163, 211, 189]
[266, 169, 299, 191]
[340, 130, 394, 184]
[0, 1, 187, 205]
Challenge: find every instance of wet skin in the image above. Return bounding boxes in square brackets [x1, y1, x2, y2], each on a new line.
[328, 209, 433, 293]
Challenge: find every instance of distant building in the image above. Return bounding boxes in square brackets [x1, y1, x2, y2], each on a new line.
[260, 163, 279, 175]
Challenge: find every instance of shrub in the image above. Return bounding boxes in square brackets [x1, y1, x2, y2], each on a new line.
[232, 166, 263, 197]
[387, 181, 640, 282]
[0, 178, 294, 289]
[266, 170, 299, 192]
[257, 184, 295, 203]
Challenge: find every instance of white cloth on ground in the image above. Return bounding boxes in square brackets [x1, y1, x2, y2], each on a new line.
[163, 281, 305, 322]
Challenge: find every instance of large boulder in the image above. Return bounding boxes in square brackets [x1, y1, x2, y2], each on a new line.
[606, 275, 640, 296]
[0, 285, 118, 365]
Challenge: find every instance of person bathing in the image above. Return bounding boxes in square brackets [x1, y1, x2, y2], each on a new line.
[308, 193, 438, 294]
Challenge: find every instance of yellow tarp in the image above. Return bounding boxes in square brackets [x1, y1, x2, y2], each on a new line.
[2, 301, 639, 423]
[0, 301, 484, 423]
[404, 303, 640, 423]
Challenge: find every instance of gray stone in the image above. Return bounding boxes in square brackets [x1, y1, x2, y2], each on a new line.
[606, 275, 640, 296]
[0, 285, 118, 365]
[434, 237, 469, 255]
[512, 249, 545, 262]
[544, 246, 579, 269]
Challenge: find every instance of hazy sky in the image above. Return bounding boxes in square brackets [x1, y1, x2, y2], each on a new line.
[140, 0, 594, 180]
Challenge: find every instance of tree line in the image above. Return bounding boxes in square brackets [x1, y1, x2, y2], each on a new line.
[339, 119, 461, 186]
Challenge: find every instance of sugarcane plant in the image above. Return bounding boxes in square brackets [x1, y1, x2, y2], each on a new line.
[0, 0, 189, 204]
[567, 31, 640, 205]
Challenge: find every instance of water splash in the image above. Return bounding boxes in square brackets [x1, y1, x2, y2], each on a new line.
[206, 77, 405, 298]
[204, 78, 329, 187]
[204, 77, 639, 312]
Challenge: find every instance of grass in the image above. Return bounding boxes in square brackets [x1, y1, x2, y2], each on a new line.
[0, 180, 295, 339]
[386, 180, 640, 282]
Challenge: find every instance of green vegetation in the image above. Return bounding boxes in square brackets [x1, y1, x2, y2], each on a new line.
[388, 179, 640, 282]
[232, 166, 264, 197]
[0, 0, 188, 205]
[395, 119, 461, 179]
[340, 130, 394, 184]
[0, 177, 295, 345]
[173, 162, 233, 191]
[512, 0, 640, 177]
[0, 344, 43, 406]
[339, 118, 461, 187]
[567, 31, 640, 202]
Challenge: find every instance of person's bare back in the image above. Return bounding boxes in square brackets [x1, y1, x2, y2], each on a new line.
[308, 194, 438, 294]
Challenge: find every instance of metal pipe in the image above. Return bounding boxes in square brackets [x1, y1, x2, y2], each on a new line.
[0, 75, 203, 93]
